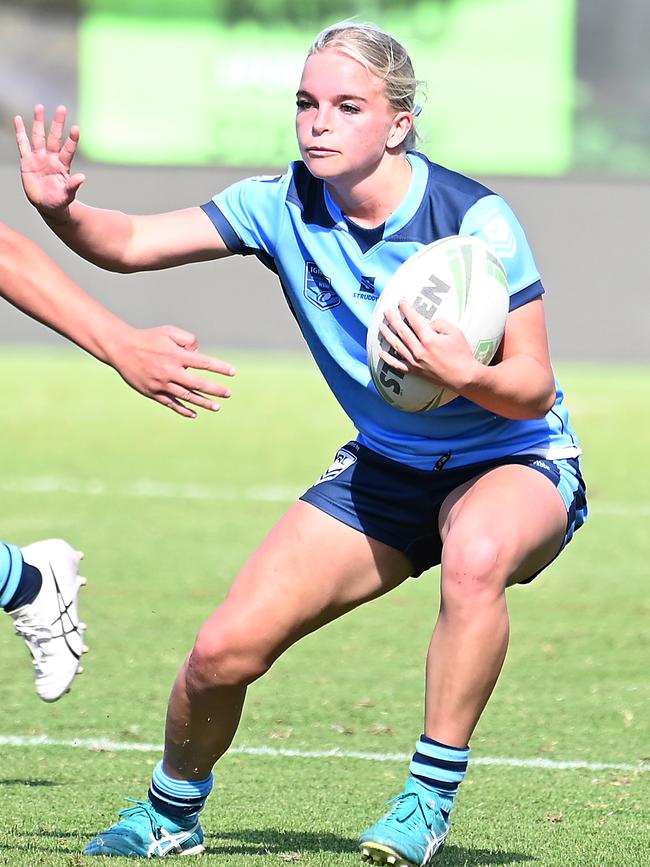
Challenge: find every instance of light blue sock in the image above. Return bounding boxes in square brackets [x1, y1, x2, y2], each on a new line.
[409, 734, 470, 819]
[0, 543, 25, 609]
[148, 761, 213, 823]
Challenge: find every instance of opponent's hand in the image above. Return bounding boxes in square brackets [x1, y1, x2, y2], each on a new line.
[378, 300, 478, 393]
[111, 325, 236, 418]
[14, 104, 86, 218]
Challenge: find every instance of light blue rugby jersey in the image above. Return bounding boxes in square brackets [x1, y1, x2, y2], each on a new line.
[201, 151, 581, 471]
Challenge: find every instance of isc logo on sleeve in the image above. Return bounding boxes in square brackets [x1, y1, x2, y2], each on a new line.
[480, 214, 517, 259]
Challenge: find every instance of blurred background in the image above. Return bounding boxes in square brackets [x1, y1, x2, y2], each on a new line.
[1, 0, 649, 359]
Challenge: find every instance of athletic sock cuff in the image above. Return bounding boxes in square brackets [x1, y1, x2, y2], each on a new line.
[150, 760, 213, 811]
[0, 543, 25, 609]
[416, 735, 470, 762]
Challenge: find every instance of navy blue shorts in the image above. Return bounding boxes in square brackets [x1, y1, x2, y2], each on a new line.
[300, 441, 588, 580]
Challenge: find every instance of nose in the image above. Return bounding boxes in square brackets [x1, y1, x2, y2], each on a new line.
[312, 104, 332, 136]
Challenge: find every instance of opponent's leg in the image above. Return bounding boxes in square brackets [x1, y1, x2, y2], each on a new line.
[2, 539, 87, 701]
[360, 465, 568, 866]
[85, 500, 412, 858]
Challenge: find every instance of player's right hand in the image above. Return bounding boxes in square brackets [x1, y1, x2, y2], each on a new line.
[14, 104, 86, 219]
[110, 325, 237, 418]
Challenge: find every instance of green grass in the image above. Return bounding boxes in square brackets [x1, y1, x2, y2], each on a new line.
[0, 349, 648, 866]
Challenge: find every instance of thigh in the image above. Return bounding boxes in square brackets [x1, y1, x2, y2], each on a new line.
[202, 499, 413, 661]
[439, 463, 569, 586]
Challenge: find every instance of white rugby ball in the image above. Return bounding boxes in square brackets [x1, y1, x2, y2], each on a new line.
[367, 235, 509, 412]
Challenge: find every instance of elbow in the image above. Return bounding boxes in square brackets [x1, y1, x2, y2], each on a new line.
[0, 224, 24, 262]
[95, 253, 142, 274]
[531, 381, 557, 418]
[510, 382, 556, 421]
[107, 260, 139, 274]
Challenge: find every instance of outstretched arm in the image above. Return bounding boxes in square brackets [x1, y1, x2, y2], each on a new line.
[15, 105, 228, 272]
[0, 223, 235, 418]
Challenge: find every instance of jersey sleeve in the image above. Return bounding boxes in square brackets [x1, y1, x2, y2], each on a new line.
[459, 194, 544, 310]
[200, 172, 288, 258]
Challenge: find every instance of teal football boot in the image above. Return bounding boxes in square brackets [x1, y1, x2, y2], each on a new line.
[358, 778, 449, 866]
[84, 799, 204, 858]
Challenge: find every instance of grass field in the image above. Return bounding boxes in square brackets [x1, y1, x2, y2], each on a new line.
[0, 349, 648, 867]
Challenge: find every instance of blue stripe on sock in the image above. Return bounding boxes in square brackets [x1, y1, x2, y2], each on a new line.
[0, 543, 24, 609]
[151, 761, 213, 803]
[410, 759, 466, 784]
[149, 761, 214, 821]
[409, 734, 470, 818]
[416, 736, 470, 763]
[409, 752, 468, 773]
[411, 774, 458, 793]
[149, 786, 205, 810]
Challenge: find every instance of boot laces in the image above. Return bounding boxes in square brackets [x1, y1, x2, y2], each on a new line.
[118, 799, 164, 841]
[384, 789, 436, 832]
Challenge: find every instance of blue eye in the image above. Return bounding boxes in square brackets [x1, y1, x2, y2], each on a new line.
[341, 103, 360, 114]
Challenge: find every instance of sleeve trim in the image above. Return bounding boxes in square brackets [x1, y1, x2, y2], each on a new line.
[509, 280, 544, 311]
[200, 201, 255, 255]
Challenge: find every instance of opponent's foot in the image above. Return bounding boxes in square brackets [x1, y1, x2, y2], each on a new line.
[358, 778, 449, 867]
[11, 539, 87, 702]
[84, 800, 205, 858]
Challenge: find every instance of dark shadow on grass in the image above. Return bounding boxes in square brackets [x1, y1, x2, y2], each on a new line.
[440, 845, 536, 866]
[0, 830, 82, 857]
[0, 778, 60, 787]
[205, 830, 534, 865]
[2, 830, 535, 864]
[204, 828, 357, 856]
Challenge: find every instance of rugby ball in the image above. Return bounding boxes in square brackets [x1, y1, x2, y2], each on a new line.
[367, 235, 509, 412]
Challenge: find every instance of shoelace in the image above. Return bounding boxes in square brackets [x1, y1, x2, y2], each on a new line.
[14, 621, 51, 658]
[118, 799, 165, 841]
[384, 790, 437, 833]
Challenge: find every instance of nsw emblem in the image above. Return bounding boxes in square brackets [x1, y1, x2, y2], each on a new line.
[304, 262, 341, 309]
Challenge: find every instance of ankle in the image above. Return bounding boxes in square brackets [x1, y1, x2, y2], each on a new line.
[148, 760, 213, 823]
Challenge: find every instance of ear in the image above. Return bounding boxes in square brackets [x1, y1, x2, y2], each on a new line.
[387, 111, 413, 149]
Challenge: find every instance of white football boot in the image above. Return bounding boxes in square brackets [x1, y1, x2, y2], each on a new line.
[11, 539, 87, 702]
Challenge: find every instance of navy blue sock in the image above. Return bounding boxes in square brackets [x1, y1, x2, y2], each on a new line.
[409, 734, 470, 819]
[1, 543, 42, 612]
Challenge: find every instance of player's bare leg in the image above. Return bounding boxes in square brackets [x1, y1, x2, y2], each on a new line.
[163, 500, 412, 779]
[359, 464, 568, 867]
[426, 463, 567, 746]
[84, 500, 412, 857]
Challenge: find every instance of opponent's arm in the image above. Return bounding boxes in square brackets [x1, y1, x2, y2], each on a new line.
[15, 105, 229, 273]
[379, 298, 556, 420]
[0, 223, 235, 418]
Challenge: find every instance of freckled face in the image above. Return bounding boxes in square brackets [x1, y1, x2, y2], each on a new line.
[295, 49, 399, 183]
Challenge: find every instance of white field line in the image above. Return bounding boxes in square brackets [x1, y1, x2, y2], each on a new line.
[0, 735, 648, 773]
[0, 477, 646, 516]
[0, 477, 298, 503]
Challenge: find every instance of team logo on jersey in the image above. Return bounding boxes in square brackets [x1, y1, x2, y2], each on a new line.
[304, 261, 341, 309]
[480, 213, 517, 259]
[354, 275, 377, 301]
[314, 447, 358, 485]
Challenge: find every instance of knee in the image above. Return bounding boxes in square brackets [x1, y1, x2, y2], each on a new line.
[186, 619, 270, 695]
[440, 534, 506, 610]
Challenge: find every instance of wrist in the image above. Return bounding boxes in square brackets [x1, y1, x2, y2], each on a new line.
[40, 205, 72, 227]
[84, 316, 136, 368]
[459, 357, 489, 394]
[102, 321, 138, 369]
